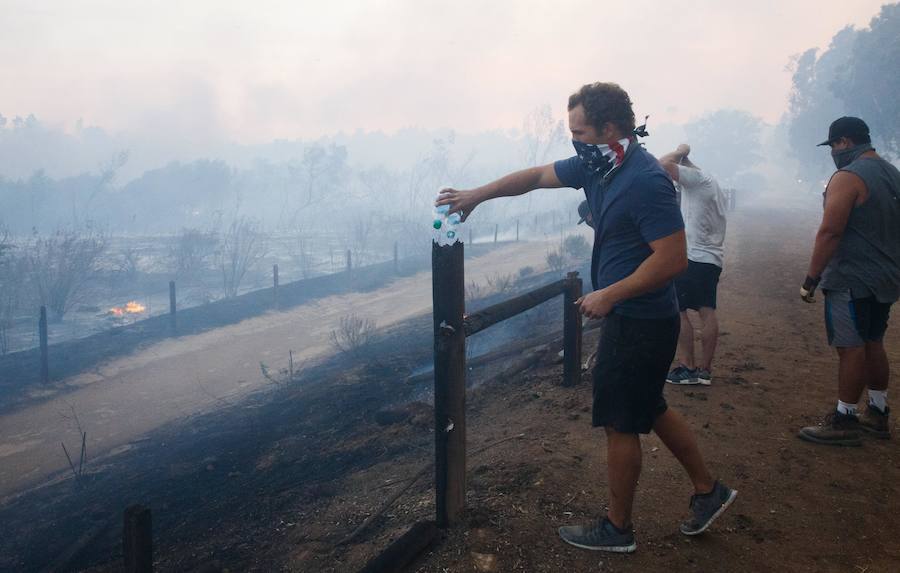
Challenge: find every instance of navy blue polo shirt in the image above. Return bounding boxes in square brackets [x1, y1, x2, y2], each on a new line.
[554, 144, 684, 319]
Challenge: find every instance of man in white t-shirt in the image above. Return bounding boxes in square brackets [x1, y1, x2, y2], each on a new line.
[659, 144, 728, 385]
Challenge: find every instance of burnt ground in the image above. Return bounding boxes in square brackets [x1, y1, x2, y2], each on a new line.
[4, 205, 900, 572]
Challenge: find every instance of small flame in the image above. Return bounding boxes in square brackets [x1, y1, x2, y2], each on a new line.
[109, 301, 146, 316]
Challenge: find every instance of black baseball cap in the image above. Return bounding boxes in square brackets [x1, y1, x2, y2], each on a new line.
[817, 116, 870, 146]
[577, 200, 591, 224]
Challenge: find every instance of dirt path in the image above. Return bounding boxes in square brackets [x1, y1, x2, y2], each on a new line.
[0, 238, 571, 498]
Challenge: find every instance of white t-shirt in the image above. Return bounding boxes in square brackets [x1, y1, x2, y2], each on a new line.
[677, 164, 727, 268]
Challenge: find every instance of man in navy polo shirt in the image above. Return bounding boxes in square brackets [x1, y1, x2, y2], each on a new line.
[437, 82, 735, 553]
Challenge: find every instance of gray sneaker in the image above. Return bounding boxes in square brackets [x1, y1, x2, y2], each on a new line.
[667, 365, 699, 385]
[558, 517, 636, 553]
[680, 481, 737, 536]
[695, 368, 712, 386]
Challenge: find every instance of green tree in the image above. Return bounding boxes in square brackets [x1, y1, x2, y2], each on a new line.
[832, 3, 900, 156]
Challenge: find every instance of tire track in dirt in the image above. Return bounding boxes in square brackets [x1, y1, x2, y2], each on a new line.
[0, 237, 575, 498]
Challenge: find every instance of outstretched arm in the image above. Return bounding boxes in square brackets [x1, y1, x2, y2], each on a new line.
[435, 163, 565, 221]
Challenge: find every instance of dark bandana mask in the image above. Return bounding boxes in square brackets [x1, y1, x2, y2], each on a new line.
[832, 143, 873, 169]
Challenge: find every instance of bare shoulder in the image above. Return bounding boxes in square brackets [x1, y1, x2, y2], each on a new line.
[828, 170, 866, 193]
[826, 170, 867, 205]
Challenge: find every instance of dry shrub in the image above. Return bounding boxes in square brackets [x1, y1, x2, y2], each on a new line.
[330, 314, 376, 357]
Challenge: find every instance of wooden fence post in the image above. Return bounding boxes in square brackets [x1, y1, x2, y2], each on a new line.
[432, 241, 466, 527]
[346, 249, 352, 273]
[168, 281, 176, 333]
[39, 306, 49, 383]
[493, 224, 498, 243]
[273, 264, 279, 308]
[468, 227, 472, 245]
[123, 505, 153, 573]
[562, 271, 583, 387]
[516, 220, 519, 242]
[393, 242, 399, 273]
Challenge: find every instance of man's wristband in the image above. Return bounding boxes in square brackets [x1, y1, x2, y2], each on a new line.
[802, 275, 820, 291]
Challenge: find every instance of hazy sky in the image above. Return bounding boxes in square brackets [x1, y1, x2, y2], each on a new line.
[1, 0, 890, 143]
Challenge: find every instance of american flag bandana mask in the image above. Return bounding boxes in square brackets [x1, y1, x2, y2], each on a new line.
[572, 137, 631, 175]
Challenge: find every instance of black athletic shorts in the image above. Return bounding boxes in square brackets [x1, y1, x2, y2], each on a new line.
[824, 290, 892, 347]
[592, 312, 680, 434]
[674, 260, 722, 311]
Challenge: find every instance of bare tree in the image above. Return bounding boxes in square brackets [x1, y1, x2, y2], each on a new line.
[169, 227, 219, 283]
[288, 231, 317, 280]
[523, 104, 567, 167]
[0, 225, 20, 354]
[218, 217, 268, 298]
[349, 216, 374, 267]
[26, 226, 106, 321]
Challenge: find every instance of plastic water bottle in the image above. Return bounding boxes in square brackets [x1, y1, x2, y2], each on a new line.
[432, 203, 463, 245]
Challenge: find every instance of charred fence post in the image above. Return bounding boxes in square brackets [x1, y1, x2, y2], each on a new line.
[273, 264, 279, 309]
[168, 281, 176, 333]
[432, 240, 466, 527]
[393, 242, 399, 274]
[562, 271, 583, 387]
[39, 305, 49, 383]
[123, 504, 153, 573]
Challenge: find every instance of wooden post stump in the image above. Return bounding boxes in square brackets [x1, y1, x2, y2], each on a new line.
[123, 505, 153, 573]
[562, 271, 583, 387]
[431, 241, 466, 527]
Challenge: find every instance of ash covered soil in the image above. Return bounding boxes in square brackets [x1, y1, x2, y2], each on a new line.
[4, 204, 900, 572]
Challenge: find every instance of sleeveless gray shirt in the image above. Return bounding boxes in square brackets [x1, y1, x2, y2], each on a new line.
[821, 156, 900, 302]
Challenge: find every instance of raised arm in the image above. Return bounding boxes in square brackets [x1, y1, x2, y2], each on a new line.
[658, 144, 691, 182]
[435, 163, 564, 221]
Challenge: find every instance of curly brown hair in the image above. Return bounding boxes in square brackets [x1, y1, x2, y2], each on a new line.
[567, 82, 636, 135]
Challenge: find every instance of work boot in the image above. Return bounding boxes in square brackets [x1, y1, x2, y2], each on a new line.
[558, 517, 637, 553]
[680, 480, 737, 535]
[798, 410, 862, 446]
[859, 405, 891, 439]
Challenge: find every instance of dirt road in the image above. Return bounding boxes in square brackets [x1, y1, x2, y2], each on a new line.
[0, 237, 571, 498]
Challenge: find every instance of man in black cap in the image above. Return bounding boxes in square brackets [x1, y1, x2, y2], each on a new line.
[798, 117, 900, 446]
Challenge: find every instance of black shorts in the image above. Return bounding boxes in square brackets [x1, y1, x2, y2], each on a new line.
[675, 261, 722, 311]
[592, 312, 680, 434]
[824, 290, 892, 347]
